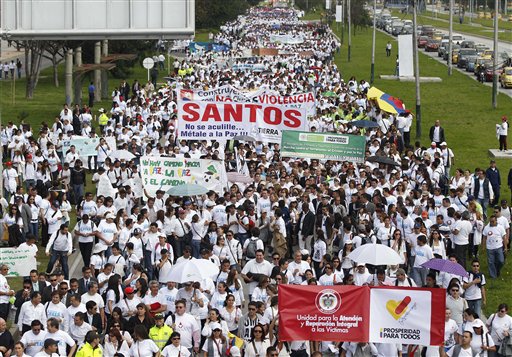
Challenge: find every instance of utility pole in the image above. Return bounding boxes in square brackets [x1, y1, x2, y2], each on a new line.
[448, 0, 453, 75]
[347, 0, 351, 62]
[413, 0, 422, 138]
[371, 0, 377, 83]
[492, 0, 499, 108]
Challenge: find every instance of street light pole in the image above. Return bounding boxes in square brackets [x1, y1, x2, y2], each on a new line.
[371, 0, 376, 83]
[413, 0, 422, 138]
[347, 0, 351, 62]
[448, 0, 453, 75]
[492, 0, 499, 108]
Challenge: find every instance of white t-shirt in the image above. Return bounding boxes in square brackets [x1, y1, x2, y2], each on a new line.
[97, 221, 118, 247]
[45, 330, 76, 357]
[487, 313, 512, 345]
[482, 224, 506, 250]
[161, 344, 191, 357]
[20, 330, 48, 356]
[241, 259, 273, 294]
[129, 339, 159, 357]
[164, 313, 200, 349]
[444, 318, 458, 349]
[446, 345, 474, 357]
[81, 292, 105, 310]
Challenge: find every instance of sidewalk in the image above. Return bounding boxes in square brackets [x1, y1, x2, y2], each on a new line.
[0, 39, 25, 62]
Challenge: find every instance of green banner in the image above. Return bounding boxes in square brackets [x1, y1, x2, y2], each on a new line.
[280, 131, 366, 163]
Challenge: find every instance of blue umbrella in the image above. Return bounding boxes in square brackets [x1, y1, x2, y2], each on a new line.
[350, 120, 380, 128]
[166, 183, 209, 196]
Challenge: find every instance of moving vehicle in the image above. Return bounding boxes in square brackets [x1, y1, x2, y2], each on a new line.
[457, 48, 478, 68]
[418, 36, 429, 48]
[425, 39, 441, 52]
[500, 67, 512, 88]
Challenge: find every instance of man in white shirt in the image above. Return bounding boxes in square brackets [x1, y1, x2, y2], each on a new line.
[68, 312, 92, 346]
[20, 320, 47, 356]
[482, 215, 508, 278]
[0, 265, 14, 321]
[45, 318, 76, 357]
[452, 212, 473, 269]
[119, 286, 141, 320]
[159, 282, 178, 316]
[143, 280, 168, 315]
[18, 292, 46, 335]
[164, 300, 200, 354]
[241, 250, 273, 299]
[45, 225, 72, 279]
[33, 338, 59, 357]
[44, 291, 69, 332]
[288, 250, 311, 284]
[445, 331, 475, 357]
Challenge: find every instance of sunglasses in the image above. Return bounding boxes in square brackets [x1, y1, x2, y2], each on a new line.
[451, 289, 459, 292]
[172, 337, 181, 340]
[254, 330, 263, 333]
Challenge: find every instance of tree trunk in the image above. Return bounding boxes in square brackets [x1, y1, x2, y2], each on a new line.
[24, 41, 44, 99]
[52, 53, 59, 87]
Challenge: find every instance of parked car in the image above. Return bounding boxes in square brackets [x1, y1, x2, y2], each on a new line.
[500, 67, 512, 88]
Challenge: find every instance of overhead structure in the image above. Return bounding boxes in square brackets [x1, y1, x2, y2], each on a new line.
[1, 0, 195, 40]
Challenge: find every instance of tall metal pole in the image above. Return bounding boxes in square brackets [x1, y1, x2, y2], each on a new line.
[448, 0, 453, 75]
[492, 0, 499, 108]
[413, 0, 422, 138]
[371, 0, 376, 83]
[347, 0, 351, 62]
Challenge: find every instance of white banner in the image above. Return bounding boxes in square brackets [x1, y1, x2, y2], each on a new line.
[62, 136, 116, 157]
[326, 0, 331, 10]
[0, 248, 37, 277]
[178, 87, 316, 117]
[140, 157, 227, 197]
[398, 35, 414, 77]
[369, 288, 434, 346]
[177, 100, 308, 142]
[269, 34, 304, 44]
[97, 174, 117, 198]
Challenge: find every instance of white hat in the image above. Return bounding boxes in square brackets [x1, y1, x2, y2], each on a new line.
[106, 213, 116, 220]
[440, 141, 447, 146]
[300, 249, 309, 256]
[99, 108, 105, 113]
[93, 243, 107, 254]
[210, 322, 222, 333]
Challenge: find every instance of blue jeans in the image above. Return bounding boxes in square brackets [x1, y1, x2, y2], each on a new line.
[487, 247, 504, 278]
[412, 266, 428, 287]
[29, 222, 39, 240]
[73, 184, 84, 204]
[467, 299, 482, 318]
[477, 198, 489, 217]
[47, 250, 69, 279]
[236, 232, 250, 248]
[191, 240, 201, 259]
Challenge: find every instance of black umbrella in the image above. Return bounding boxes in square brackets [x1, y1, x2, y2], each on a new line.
[367, 156, 401, 166]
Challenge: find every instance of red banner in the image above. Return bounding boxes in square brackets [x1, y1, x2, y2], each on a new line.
[278, 285, 446, 345]
[278, 285, 369, 342]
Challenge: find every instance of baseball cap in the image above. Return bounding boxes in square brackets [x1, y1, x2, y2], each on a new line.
[154, 313, 165, 320]
[124, 287, 134, 294]
[132, 228, 142, 235]
[210, 322, 222, 331]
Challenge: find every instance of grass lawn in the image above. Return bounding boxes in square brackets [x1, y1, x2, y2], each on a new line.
[423, 10, 512, 32]
[390, 10, 512, 42]
[334, 24, 512, 315]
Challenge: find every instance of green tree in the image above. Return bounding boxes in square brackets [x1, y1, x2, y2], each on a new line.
[196, 0, 249, 29]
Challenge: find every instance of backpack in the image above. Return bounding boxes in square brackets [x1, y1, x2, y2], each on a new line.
[246, 239, 257, 259]
[436, 169, 448, 194]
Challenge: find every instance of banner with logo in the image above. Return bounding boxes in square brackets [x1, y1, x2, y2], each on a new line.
[0, 248, 37, 277]
[176, 100, 307, 142]
[269, 34, 304, 44]
[178, 87, 316, 117]
[140, 157, 227, 196]
[278, 285, 369, 342]
[369, 287, 445, 346]
[278, 285, 445, 345]
[281, 131, 366, 162]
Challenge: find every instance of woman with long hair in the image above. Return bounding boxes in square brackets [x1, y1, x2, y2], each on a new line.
[243, 323, 271, 357]
[135, 277, 149, 299]
[127, 303, 155, 335]
[103, 327, 131, 357]
[129, 325, 160, 357]
[201, 321, 228, 357]
[201, 308, 229, 341]
[429, 229, 446, 259]
[338, 241, 354, 277]
[220, 294, 241, 335]
[225, 268, 244, 308]
[209, 282, 229, 311]
[13, 342, 30, 357]
[105, 275, 124, 316]
[251, 276, 269, 304]
[390, 229, 407, 269]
